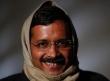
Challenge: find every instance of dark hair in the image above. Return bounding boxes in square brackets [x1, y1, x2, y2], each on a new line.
[31, 1, 69, 27]
[30, 1, 78, 59]
[31, 1, 74, 38]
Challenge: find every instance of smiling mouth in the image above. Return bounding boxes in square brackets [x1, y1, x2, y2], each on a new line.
[46, 62, 57, 66]
[43, 62, 63, 70]
[40, 56, 66, 65]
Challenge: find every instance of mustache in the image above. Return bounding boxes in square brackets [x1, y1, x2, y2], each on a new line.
[40, 56, 65, 65]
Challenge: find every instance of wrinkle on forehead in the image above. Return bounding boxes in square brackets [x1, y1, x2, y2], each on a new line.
[44, 24, 66, 35]
[31, 20, 68, 42]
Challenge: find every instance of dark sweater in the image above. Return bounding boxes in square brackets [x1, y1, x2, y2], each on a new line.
[0, 70, 109, 81]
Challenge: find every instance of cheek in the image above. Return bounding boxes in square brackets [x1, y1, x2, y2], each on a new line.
[30, 45, 43, 64]
[60, 50, 73, 66]
[60, 50, 71, 60]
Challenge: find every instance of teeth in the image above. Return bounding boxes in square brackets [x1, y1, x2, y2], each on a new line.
[46, 62, 57, 66]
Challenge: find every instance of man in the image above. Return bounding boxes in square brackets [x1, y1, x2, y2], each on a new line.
[1, 0, 109, 81]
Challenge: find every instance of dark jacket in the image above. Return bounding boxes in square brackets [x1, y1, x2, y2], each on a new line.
[0, 70, 109, 81]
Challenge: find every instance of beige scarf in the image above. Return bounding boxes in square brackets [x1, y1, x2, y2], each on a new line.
[21, 0, 79, 81]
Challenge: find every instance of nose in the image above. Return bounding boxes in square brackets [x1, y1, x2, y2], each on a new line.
[47, 44, 59, 58]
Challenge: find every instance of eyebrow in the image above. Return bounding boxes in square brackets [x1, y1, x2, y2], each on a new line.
[35, 38, 71, 43]
[34, 39, 49, 43]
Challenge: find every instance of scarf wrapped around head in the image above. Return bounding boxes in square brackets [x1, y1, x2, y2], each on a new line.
[21, 0, 79, 81]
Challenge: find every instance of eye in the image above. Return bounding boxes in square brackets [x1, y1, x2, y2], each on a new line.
[57, 40, 70, 48]
[35, 41, 49, 48]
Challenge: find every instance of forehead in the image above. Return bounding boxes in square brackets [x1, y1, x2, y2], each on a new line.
[30, 20, 70, 41]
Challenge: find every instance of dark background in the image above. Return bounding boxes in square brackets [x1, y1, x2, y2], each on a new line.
[0, 0, 110, 79]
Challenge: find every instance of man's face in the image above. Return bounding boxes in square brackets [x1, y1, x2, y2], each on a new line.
[30, 20, 73, 76]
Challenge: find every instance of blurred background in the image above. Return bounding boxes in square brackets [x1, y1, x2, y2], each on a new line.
[0, 0, 110, 79]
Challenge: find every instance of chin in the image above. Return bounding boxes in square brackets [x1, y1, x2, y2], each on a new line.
[44, 69, 65, 76]
[47, 72, 62, 76]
